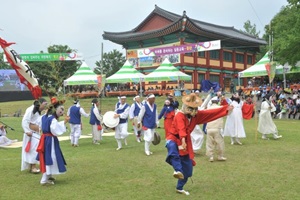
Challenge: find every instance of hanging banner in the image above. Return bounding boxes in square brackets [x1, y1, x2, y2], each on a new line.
[137, 40, 220, 57]
[4, 52, 83, 62]
[265, 61, 277, 84]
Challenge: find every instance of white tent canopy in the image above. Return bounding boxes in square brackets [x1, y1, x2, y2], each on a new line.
[64, 61, 99, 86]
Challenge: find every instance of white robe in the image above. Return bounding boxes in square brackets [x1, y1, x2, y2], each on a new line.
[191, 125, 205, 152]
[21, 105, 41, 171]
[223, 100, 246, 138]
[257, 101, 278, 135]
[0, 128, 17, 147]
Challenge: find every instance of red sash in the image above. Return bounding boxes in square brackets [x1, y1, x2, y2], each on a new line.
[36, 133, 54, 173]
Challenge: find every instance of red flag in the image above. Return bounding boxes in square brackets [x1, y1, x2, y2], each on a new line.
[0, 38, 42, 99]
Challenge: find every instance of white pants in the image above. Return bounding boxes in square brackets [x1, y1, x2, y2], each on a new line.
[69, 124, 81, 145]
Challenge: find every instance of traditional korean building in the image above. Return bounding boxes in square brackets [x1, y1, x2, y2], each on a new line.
[103, 5, 267, 91]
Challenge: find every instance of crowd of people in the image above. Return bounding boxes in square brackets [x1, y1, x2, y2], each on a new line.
[14, 84, 290, 195]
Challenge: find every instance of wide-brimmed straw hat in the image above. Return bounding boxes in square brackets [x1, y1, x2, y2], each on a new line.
[182, 93, 202, 108]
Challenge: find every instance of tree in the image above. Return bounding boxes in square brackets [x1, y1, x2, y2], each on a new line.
[241, 20, 260, 38]
[28, 45, 79, 97]
[0, 52, 11, 69]
[94, 49, 126, 77]
[268, 1, 300, 66]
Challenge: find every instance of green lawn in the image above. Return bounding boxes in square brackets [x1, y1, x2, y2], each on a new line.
[0, 96, 300, 199]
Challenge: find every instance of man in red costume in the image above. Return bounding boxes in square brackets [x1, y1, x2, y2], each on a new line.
[165, 93, 233, 196]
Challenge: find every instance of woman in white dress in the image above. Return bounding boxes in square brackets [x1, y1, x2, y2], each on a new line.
[258, 96, 282, 139]
[223, 93, 246, 145]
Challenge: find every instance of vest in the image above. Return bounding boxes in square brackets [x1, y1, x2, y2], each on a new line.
[89, 106, 100, 125]
[69, 106, 81, 124]
[116, 103, 129, 124]
[142, 103, 156, 129]
[133, 102, 141, 117]
[41, 115, 55, 133]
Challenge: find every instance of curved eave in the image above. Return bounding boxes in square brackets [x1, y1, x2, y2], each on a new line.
[186, 18, 267, 45]
[103, 19, 183, 44]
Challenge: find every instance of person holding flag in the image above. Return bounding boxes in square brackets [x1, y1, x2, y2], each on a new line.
[21, 98, 48, 174]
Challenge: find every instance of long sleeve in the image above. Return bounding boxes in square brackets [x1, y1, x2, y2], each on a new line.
[80, 107, 90, 117]
[137, 105, 146, 124]
[119, 105, 130, 119]
[158, 107, 167, 120]
[195, 105, 229, 125]
[129, 103, 135, 119]
[50, 119, 66, 136]
[93, 106, 102, 122]
[22, 105, 34, 133]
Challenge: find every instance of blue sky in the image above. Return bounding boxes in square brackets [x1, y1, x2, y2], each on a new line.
[0, 0, 288, 68]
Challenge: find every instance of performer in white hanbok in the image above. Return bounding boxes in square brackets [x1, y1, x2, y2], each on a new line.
[114, 96, 130, 150]
[0, 124, 18, 147]
[67, 99, 89, 147]
[36, 97, 69, 185]
[138, 94, 159, 156]
[258, 96, 282, 140]
[223, 93, 246, 145]
[89, 98, 103, 145]
[21, 98, 48, 173]
[129, 95, 143, 142]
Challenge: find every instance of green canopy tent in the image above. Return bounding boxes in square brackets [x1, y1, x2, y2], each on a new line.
[238, 52, 270, 78]
[144, 58, 191, 82]
[63, 61, 101, 95]
[238, 52, 300, 87]
[106, 60, 145, 96]
[64, 61, 99, 86]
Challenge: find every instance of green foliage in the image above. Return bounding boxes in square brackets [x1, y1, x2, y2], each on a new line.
[0, 52, 11, 69]
[241, 20, 260, 37]
[94, 49, 126, 77]
[28, 45, 80, 97]
[269, 3, 300, 66]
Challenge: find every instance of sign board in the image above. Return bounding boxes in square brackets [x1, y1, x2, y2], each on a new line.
[4, 52, 83, 62]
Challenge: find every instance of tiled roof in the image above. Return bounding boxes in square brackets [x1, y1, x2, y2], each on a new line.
[103, 5, 267, 46]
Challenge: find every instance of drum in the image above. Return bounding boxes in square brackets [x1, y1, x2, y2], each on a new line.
[103, 111, 120, 128]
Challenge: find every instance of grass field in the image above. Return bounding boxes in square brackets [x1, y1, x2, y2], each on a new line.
[0, 96, 300, 199]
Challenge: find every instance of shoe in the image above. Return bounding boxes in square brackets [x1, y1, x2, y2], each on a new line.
[30, 168, 40, 174]
[124, 139, 128, 146]
[262, 135, 268, 140]
[231, 141, 234, 145]
[176, 189, 190, 195]
[116, 147, 122, 151]
[136, 138, 141, 143]
[73, 144, 79, 147]
[145, 151, 153, 156]
[48, 177, 56, 181]
[209, 156, 214, 162]
[173, 171, 184, 179]
[274, 135, 282, 139]
[93, 141, 100, 145]
[41, 180, 54, 186]
[236, 140, 242, 145]
[217, 156, 227, 161]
